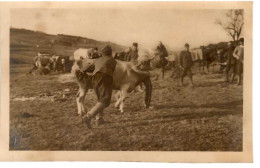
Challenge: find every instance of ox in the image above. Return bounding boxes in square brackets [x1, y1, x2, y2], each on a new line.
[216, 44, 236, 73]
[34, 55, 54, 69]
[26, 55, 54, 75]
[200, 47, 218, 72]
[72, 55, 152, 116]
[52, 55, 74, 73]
[73, 48, 100, 60]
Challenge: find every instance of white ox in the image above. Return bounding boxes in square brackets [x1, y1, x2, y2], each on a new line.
[34, 55, 54, 69]
[72, 48, 152, 115]
[73, 48, 96, 60]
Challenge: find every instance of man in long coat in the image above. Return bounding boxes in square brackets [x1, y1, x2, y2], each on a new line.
[179, 43, 194, 87]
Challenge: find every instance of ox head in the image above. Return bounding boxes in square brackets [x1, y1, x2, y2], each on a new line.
[74, 58, 95, 73]
[26, 63, 38, 75]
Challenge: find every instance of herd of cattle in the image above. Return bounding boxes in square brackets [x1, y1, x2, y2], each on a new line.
[28, 44, 233, 76]
[25, 43, 237, 114]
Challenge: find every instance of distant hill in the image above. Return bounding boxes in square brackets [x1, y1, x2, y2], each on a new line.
[10, 28, 127, 64]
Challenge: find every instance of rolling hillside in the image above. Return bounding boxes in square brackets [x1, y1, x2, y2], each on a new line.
[10, 28, 127, 64]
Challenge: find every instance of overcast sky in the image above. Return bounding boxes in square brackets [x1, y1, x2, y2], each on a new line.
[11, 8, 232, 50]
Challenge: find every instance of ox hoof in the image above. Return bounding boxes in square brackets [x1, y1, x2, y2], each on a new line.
[78, 112, 86, 116]
[120, 109, 124, 113]
[148, 106, 154, 109]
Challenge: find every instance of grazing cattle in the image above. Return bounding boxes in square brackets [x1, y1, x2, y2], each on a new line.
[27, 55, 54, 75]
[72, 58, 152, 115]
[52, 55, 74, 73]
[26, 64, 50, 76]
[34, 55, 54, 69]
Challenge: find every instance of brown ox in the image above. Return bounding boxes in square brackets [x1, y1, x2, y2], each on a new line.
[72, 59, 152, 116]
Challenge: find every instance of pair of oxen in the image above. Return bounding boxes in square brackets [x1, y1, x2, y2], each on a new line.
[27, 54, 73, 75]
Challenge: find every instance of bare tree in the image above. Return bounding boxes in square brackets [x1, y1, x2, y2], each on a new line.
[215, 9, 244, 41]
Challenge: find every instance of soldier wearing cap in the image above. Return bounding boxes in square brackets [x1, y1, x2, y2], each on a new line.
[91, 47, 100, 59]
[179, 43, 194, 87]
[82, 45, 117, 129]
[224, 41, 236, 82]
[156, 41, 168, 79]
[233, 38, 244, 85]
[125, 43, 139, 64]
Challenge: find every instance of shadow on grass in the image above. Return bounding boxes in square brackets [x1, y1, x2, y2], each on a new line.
[110, 105, 242, 129]
[155, 100, 242, 110]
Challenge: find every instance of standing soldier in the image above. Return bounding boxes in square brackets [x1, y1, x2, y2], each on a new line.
[224, 41, 236, 83]
[125, 43, 139, 63]
[179, 43, 194, 87]
[82, 45, 117, 129]
[91, 47, 100, 59]
[156, 41, 168, 79]
[233, 38, 244, 85]
[124, 47, 132, 61]
[125, 43, 143, 92]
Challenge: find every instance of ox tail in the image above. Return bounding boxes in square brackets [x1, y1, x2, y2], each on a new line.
[143, 77, 152, 108]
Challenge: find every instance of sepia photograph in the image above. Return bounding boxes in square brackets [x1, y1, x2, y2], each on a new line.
[0, 1, 253, 162]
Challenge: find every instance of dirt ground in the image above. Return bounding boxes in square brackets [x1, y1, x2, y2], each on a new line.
[9, 65, 243, 151]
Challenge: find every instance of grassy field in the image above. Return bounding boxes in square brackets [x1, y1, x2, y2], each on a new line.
[9, 28, 243, 151]
[10, 65, 243, 151]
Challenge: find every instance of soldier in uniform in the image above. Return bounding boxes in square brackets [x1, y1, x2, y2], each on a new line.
[91, 47, 100, 59]
[156, 41, 168, 79]
[233, 38, 244, 85]
[82, 45, 117, 129]
[125, 43, 139, 63]
[179, 43, 194, 87]
[224, 41, 236, 83]
[125, 43, 144, 92]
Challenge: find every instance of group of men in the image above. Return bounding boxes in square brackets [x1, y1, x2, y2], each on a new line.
[121, 41, 197, 87]
[172, 38, 244, 86]
[81, 38, 244, 129]
[225, 38, 244, 85]
[81, 41, 169, 128]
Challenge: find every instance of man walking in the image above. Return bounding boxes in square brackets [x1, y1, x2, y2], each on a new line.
[82, 45, 117, 129]
[233, 38, 244, 85]
[179, 43, 194, 87]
